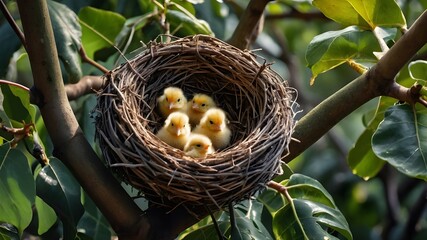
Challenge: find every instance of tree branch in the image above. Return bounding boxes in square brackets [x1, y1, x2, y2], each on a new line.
[16, 0, 199, 239]
[284, 10, 427, 162]
[65, 75, 104, 101]
[227, 0, 273, 50]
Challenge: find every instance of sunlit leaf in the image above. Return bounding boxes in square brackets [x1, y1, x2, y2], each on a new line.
[347, 97, 395, 179]
[408, 60, 427, 82]
[36, 158, 84, 239]
[372, 104, 427, 180]
[0, 84, 34, 126]
[34, 196, 57, 235]
[272, 174, 352, 240]
[78, 7, 126, 59]
[0, 145, 35, 235]
[306, 26, 379, 84]
[166, 9, 213, 37]
[312, 0, 406, 29]
[48, 0, 82, 84]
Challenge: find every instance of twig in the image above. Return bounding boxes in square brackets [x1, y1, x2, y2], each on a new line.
[79, 47, 109, 74]
[0, 0, 26, 48]
[65, 75, 104, 101]
[0, 79, 30, 91]
[373, 27, 390, 53]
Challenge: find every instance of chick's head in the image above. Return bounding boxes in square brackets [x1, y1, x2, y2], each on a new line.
[160, 87, 187, 110]
[190, 94, 216, 113]
[184, 134, 213, 155]
[165, 112, 190, 136]
[200, 108, 227, 132]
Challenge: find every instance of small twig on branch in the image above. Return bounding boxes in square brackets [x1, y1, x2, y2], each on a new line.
[0, 122, 34, 148]
[0, 0, 26, 48]
[79, 47, 109, 74]
[65, 75, 105, 101]
[388, 83, 427, 107]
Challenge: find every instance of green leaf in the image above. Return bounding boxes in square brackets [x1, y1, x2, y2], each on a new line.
[179, 217, 229, 240]
[78, 7, 126, 59]
[48, 0, 82, 84]
[273, 199, 352, 240]
[347, 97, 395, 179]
[306, 26, 379, 84]
[166, 9, 213, 37]
[0, 145, 35, 235]
[257, 188, 286, 214]
[35, 196, 57, 235]
[232, 201, 274, 240]
[272, 174, 352, 240]
[194, 0, 227, 38]
[36, 158, 84, 239]
[312, 0, 406, 29]
[408, 60, 427, 82]
[372, 104, 427, 180]
[0, 23, 22, 78]
[0, 84, 34, 126]
[77, 191, 111, 240]
[285, 174, 337, 208]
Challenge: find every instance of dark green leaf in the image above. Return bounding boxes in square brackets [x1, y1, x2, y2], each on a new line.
[36, 158, 84, 239]
[372, 104, 427, 180]
[273, 199, 352, 240]
[0, 224, 19, 240]
[233, 201, 274, 240]
[0, 145, 35, 235]
[79, 7, 126, 59]
[306, 26, 379, 84]
[0, 23, 22, 78]
[0, 84, 33, 126]
[194, 0, 227, 38]
[408, 60, 427, 82]
[312, 0, 406, 29]
[257, 188, 286, 214]
[166, 9, 213, 37]
[285, 174, 337, 208]
[77, 191, 111, 240]
[48, 0, 82, 84]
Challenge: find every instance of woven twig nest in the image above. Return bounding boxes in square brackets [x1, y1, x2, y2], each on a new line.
[95, 35, 294, 210]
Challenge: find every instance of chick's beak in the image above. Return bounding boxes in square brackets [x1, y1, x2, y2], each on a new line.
[168, 103, 175, 110]
[203, 145, 210, 150]
[176, 128, 182, 136]
[212, 124, 222, 131]
[192, 103, 201, 112]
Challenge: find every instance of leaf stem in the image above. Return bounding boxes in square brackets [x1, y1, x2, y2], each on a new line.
[0, 0, 26, 49]
[280, 183, 309, 240]
[79, 48, 109, 74]
[373, 27, 390, 53]
[0, 79, 30, 91]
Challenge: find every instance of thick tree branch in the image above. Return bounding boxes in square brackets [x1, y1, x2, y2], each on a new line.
[16, 1, 198, 239]
[284, 10, 427, 162]
[228, 0, 272, 50]
[65, 76, 104, 101]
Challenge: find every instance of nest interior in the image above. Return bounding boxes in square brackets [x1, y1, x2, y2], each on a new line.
[95, 35, 294, 210]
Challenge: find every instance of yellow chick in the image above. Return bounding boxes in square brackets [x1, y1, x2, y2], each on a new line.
[193, 108, 231, 149]
[187, 94, 217, 126]
[156, 112, 191, 150]
[184, 133, 215, 159]
[157, 87, 188, 118]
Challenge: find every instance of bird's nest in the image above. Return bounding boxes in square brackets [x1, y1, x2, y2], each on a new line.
[95, 35, 295, 211]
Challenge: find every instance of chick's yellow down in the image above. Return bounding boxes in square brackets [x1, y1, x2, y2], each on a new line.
[184, 133, 215, 159]
[187, 94, 216, 126]
[157, 87, 187, 118]
[156, 112, 191, 150]
[193, 108, 231, 149]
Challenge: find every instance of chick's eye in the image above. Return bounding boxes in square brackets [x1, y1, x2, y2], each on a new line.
[201, 104, 206, 107]
[209, 120, 214, 124]
[177, 98, 181, 102]
[196, 144, 201, 147]
[171, 123, 174, 126]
